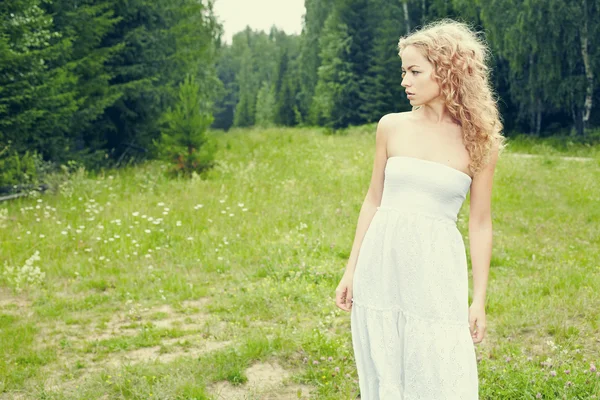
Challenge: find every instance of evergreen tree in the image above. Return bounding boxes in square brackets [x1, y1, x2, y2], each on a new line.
[255, 81, 276, 127]
[297, 0, 334, 124]
[212, 45, 239, 131]
[95, 0, 220, 159]
[312, 12, 359, 128]
[42, 0, 124, 164]
[0, 0, 79, 161]
[273, 47, 298, 126]
[313, 0, 375, 129]
[155, 74, 217, 177]
[360, 0, 408, 122]
[233, 48, 256, 127]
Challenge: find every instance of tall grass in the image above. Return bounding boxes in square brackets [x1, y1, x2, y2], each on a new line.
[1, 125, 599, 399]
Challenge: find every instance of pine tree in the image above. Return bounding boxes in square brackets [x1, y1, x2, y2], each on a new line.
[255, 81, 276, 127]
[95, 0, 221, 159]
[312, 0, 375, 129]
[212, 45, 239, 131]
[42, 0, 124, 164]
[234, 48, 257, 127]
[312, 12, 358, 128]
[273, 47, 298, 126]
[297, 0, 334, 124]
[155, 74, 217, 178]
[359, 0, 408, 122]
[0, 0, 78, 161]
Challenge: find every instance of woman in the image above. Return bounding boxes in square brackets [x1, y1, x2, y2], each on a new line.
[335, 19, 506, 399]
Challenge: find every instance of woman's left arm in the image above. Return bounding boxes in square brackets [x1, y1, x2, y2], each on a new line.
[467, 144, 499, 343]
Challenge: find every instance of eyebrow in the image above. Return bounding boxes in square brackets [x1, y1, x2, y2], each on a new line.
[401, 65, 420, 70]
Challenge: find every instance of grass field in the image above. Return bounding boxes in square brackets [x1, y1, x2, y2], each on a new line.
[1, 125, 600, 399]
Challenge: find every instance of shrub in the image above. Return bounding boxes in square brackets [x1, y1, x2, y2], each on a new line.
[154, 74, 218, 178]
[0, 142, 39, 187]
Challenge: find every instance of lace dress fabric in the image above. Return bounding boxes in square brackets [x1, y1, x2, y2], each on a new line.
[350, 156, 479, 399]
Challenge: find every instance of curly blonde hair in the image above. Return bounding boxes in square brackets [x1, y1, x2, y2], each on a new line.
[398, 19, 506, 174]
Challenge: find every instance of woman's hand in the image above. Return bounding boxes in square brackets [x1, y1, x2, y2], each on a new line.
[335, 271, 354, 312]
[469, 303, 486, 343]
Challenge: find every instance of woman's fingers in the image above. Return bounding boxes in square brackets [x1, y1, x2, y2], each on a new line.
[335, 287, 345, 310]
[470, 320, 486, 343]
[469, 316, 476, 337]
[474, 322, 486, 343]
[345, 288, 353, 309]
[335, 287, 351, 311]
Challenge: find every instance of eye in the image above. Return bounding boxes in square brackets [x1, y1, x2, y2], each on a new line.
[401, 71, 420, 77]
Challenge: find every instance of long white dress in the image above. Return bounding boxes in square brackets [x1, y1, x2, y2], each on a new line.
[350, 156, 479, 400]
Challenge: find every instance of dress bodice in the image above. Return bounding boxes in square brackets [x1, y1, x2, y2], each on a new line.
[379, 156, 472, 223]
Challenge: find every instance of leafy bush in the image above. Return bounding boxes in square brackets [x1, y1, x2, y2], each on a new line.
[0, 142, 39, 187]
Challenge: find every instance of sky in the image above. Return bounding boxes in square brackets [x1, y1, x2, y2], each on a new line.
[212, 0, 306, 44]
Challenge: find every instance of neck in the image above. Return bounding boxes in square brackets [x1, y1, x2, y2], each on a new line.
[419, 98, 453, 124]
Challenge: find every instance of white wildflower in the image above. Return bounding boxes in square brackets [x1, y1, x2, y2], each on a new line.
[0, 208, 9, 228]
[3, 251, 45, 293]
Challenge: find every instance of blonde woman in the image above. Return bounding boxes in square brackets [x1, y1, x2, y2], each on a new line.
[335, 19, 506, 399]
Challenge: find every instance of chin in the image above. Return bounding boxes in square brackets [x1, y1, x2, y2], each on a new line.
[413, 98, 435, 107]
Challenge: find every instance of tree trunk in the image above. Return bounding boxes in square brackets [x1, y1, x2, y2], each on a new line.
[580, 0, 593, 134]
[403, 1, 411, 35]
[535, 98, 542, 135]
[571, 105, 584, 136]
[528, 53, 536, 135]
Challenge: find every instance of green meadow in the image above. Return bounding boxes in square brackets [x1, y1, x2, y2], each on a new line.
[1, 126, 600, 399]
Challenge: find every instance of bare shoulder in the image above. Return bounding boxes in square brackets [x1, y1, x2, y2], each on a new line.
[377, 112, 411, 134]
[377, 112, 413, 146]
[379, 111, 411, 124]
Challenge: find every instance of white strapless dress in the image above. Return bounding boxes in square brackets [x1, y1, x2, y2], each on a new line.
[351, 156, 479, 400]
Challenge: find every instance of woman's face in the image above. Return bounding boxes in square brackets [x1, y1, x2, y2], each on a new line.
[400, 45, 441, 106]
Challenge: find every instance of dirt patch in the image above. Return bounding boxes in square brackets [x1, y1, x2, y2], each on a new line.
[0, 287, 31, 316]
[102, 338, 232, 366]
[39, 328, 233, 395]
[475, 326, 560, 361]
[32, 298, 230, 388]
[84, 297, 224, 342]
[181, 298, 211, 310]
[0, 393, 27, 400]
[209, 361, 311, 400]
[32, 297, 224, 346]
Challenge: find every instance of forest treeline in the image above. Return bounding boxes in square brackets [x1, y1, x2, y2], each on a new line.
[1, 0, 599, 187]
[0, 0, 221, 185]
[214, 0, 600, 137]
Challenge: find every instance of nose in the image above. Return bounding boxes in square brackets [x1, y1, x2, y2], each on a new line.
[401, 76, 410, 88]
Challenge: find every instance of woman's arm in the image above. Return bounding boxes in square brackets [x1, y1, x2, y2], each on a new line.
[467, 143, 499, 342]
[336, 114, 392, 312]
[344, 114, 392, 275]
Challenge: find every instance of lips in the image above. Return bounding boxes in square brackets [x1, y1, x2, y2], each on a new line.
[406, 91, 415, 96]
